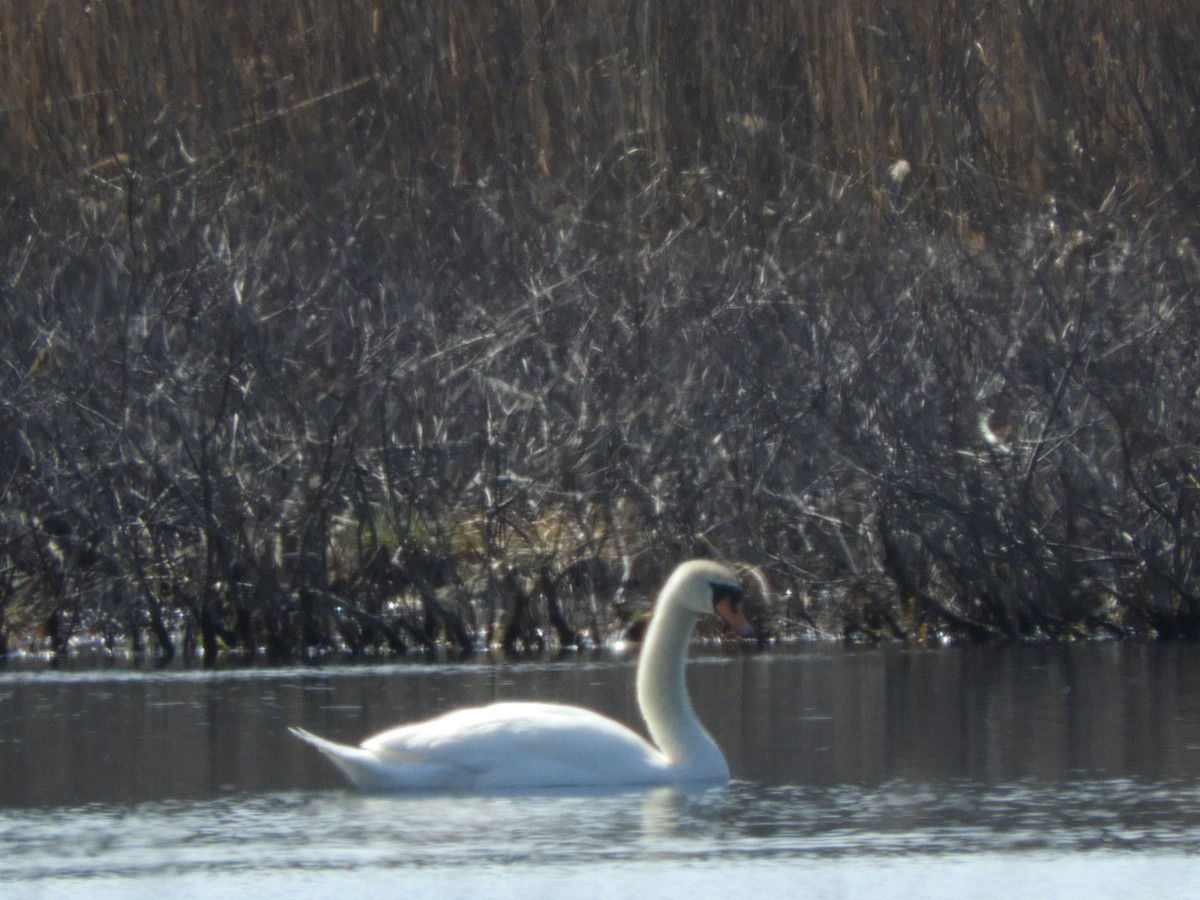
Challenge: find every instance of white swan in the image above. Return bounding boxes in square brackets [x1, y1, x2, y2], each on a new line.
[289, 559, 752, 790]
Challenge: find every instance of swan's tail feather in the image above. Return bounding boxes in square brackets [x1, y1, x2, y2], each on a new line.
[289, 725, 454, 791]
[289, 726, 354, 758]
[289, 726, 396, 790]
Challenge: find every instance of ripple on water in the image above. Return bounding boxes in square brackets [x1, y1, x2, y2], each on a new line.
[3, 779, 1200, 897]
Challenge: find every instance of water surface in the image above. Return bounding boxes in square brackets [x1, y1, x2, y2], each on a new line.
[2, 642, 1199, 897]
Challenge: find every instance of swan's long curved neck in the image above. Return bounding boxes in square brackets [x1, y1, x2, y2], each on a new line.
[636, 602, 724, 774]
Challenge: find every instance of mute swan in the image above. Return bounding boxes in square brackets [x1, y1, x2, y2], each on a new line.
[289, 559, 752, 790]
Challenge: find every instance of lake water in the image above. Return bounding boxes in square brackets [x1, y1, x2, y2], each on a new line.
[2, 641, 1200, 897]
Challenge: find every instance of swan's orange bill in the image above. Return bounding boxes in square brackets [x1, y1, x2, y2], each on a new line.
[714, 596, 753, 637]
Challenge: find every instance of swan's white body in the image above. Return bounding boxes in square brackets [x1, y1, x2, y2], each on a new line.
[290, 560, 750, 791]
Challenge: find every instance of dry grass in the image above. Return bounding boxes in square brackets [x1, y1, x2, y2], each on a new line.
[1, 1, 1197, 658]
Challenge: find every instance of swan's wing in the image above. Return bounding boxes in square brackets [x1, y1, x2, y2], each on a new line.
[360, 702, 670, 788]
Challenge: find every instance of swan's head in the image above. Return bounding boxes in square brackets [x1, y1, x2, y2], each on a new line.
[662, 560, 753, 636]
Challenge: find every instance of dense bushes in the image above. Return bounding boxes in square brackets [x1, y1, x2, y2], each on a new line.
[1, 1, 1197, 659]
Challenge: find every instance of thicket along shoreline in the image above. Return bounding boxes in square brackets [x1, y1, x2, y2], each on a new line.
[1, 2, 1198, 660]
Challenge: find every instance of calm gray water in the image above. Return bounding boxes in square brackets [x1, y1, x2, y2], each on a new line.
[2, 642, 1200, 897]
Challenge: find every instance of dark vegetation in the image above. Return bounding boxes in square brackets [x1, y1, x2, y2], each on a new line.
[1, 1, 1198, 661]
